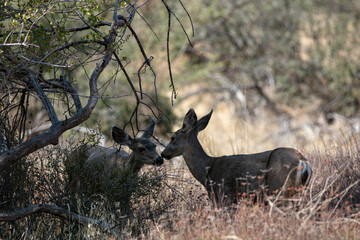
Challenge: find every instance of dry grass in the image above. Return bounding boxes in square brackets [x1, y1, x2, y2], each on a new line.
[133, 133, 360, 240]
[1, 104, 360, 239]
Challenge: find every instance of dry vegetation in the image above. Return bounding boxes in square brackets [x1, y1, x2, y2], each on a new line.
[1, 1, 360, 238]
[134, 117, 360, 240]
[1, 108, 359, 239]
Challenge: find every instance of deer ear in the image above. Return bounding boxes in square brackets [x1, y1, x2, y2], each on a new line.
[197, 109, 213, 133]
[112, 126, 134, 146]
[141, 117, 155, 139]
[183, 108, 197, 130]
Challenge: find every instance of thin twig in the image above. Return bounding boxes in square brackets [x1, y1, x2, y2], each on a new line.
[178, 0, 194, 37]
[161, 0, 177, 104]
[75, 10, 105, 37]
[113, 52, 140, 104]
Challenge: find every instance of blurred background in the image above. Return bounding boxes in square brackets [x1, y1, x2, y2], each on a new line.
[3, 0, 357, 155]
[80, 0, 360, 154]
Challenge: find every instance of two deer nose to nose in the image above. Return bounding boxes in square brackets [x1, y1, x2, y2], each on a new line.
[156, 156, 164, 166]
[161, 152, 168, 160]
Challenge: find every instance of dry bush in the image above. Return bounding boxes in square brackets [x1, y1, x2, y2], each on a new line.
[309, 134, 360, 210]
[0, 134, 180, 239]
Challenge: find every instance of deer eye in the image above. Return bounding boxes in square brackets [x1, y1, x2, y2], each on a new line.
[170, 137, 175, 141]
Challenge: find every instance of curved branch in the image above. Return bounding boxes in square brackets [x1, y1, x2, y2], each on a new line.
[29, 74, 59, 123]
[60, 74, 82, 113]
[119, 16, 153, 68]
[0, 204, 119, 235]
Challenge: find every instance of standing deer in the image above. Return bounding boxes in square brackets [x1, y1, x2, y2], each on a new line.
[66, 119, 163, 212]
[161, 109, 312, 205]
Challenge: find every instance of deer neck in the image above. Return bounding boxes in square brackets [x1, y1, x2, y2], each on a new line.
[125, 153, 143, 175]
[182, 132, 213, 186]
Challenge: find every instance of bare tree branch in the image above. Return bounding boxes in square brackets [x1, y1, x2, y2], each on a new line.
[118, 16, 153, 69]
[0, 204, 119, 235]
[60, 74, 82, 113]
[29, 74, 59, 123]
[0, 1, 124, 172]
[165, 1, 193, 48]
[40, 39, 106, 62]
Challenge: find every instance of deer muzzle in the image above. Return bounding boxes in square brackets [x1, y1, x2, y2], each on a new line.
[155, 156, 164, 166]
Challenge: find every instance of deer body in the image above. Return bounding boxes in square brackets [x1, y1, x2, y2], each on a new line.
[161, 109, 312, 204]
[85, 146, 129, 173]
[66, 119, 163, 211]
[84, 128, 163, 176]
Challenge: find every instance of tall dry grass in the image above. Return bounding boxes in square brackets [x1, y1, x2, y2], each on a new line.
[1, 119, 359, 239]
[134, 133, 360, 240]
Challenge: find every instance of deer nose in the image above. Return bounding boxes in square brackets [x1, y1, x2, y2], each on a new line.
[161, 152, 169, 160]
[155, 156, 164, 166]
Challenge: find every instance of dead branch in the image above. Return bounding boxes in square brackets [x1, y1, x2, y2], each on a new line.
[0, 204, 120, 235]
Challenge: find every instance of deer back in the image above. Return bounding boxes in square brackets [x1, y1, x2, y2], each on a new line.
[206, 151, 271, 195]
[84, 145, 130, 176]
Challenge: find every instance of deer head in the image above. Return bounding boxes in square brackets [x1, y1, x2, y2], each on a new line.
[112, 119, 164, 166]
[161, 108, 213, 160]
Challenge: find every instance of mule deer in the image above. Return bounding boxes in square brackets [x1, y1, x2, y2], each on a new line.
[84, 119, 164, 175]
[161, 109, 312, 205]
[66, 119, 163, 212]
